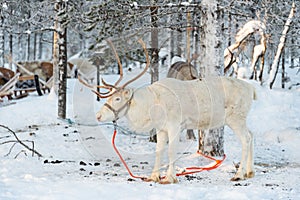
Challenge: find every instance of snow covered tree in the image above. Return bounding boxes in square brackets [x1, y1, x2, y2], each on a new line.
[149, 1, 159, 143]
[0, 1, 4, 66]
[198, 0, 224, 156]
[150, 4, 159, 84]
[1, 1, 17, 69]
[224, 20, 267, 82]
[268, 2, 295, 89]
[54, 0, 69, 119]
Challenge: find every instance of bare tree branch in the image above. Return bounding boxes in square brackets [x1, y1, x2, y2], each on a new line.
[0, 124, 42, 158]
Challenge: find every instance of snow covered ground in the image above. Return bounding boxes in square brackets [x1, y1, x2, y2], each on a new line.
[0, 70, 300, 200]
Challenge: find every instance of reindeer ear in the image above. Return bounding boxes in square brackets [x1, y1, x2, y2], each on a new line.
[123, 89, 132, 99]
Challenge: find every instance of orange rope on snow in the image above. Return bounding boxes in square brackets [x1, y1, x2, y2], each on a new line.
[112, 129, 147, 180]
[111, 127, 226, 181]
[176, 151, 226, 176]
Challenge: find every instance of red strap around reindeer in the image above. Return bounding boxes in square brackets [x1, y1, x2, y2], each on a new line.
[111, 128, 226, 181]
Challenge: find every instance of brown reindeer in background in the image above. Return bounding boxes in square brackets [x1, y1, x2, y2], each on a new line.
[0, 67, 15, 86]
[167, 61, 198, 140]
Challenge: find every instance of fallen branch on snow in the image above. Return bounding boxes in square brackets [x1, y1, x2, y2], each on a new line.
[0, 124, 43, 158]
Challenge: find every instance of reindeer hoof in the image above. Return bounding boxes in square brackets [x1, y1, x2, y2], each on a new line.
[231, 173, 246, 181]
[246, 171, 255, 178]
[144, 175, 160, 182]
[142, 177, 154, 182]
[159, 180, 172, 184]
[230, 177, 242, 181]
[159, 176, 178, 184]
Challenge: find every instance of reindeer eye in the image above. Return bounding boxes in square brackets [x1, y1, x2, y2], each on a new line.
[115, 97, 121, 102]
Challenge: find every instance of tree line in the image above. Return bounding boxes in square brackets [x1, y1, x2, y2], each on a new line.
[0, 0, 299, 116]
[1, 0, 299, 79]
[1, 0, 299, 157]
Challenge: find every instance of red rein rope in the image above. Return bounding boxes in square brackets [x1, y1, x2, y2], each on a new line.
[112, 128, 226, 181]
[176, 151, 226, 176]
[112, 129, 146, 180]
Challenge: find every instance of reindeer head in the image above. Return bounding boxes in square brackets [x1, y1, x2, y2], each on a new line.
[79, 39, 150, 123]
[96, 88, 134, 122]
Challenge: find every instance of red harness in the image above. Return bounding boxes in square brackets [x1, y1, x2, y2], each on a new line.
[112, 127, 226, 181]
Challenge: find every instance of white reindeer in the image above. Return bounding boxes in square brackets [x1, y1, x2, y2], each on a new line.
[81, 39, 257, 184]
[167, 61, 199, 140]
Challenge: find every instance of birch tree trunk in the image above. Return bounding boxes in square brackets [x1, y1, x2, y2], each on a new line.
[149, 2, 159, 143]
[192, 10, 199, 68]
[150, 6, 159, 84]
[33, 33, 37, 60]
[9, 34, 13, 69]
[281, 48, 285, 89]
[290, 38, 295, 68]
[199, 0, 224, 156]
[52, 20, 59, 94]
[170, 28, 175, 62]
[38, 33, 43, 60]
[27, 33, 31, 61]
[0, 12, 4, 66]
[26, 8, 31, 61]
[268, 2, 295, 89]
[185, 11, 197, 140]
[186, 11, 191, 64]
[176, 12, 183, 57]
[55, 0, 68, 119]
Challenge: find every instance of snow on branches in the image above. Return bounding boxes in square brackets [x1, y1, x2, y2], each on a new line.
[235, 20, 266, 44]
[224, 20, 266, 80]
[268, 2, 296, 89]
[224, 2, 296, 88]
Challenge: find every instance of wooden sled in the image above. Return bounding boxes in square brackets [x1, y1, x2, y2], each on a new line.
[3, 55, 52, 99]
[14, 75, 52, 99]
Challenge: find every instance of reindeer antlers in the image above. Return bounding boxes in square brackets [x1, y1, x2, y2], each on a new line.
[78, 76, 113, 98]
[79, 38, 150, 99]
[106, 39, 123, 87]
[121, 39, 150, 88]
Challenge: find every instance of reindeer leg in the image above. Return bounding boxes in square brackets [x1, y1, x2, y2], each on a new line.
[146, 130, 168, 182]
[246, 130, 255, 178]
[160, 128, 179, 184]
[228, 121, 252, 181]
